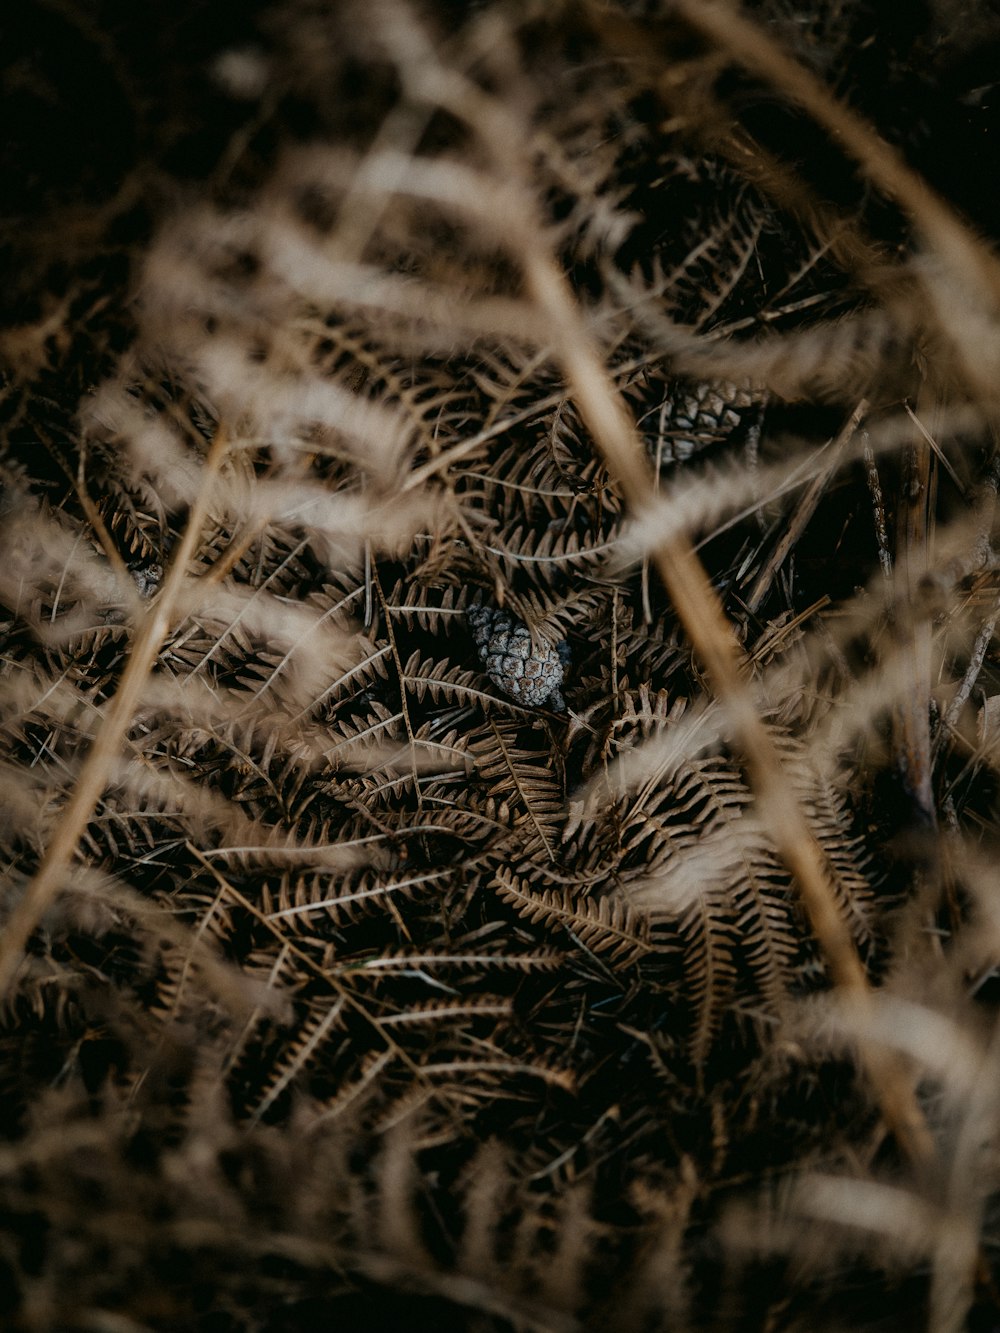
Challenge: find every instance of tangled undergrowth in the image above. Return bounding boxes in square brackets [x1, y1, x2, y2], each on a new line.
[5, 0, 1000, 1328]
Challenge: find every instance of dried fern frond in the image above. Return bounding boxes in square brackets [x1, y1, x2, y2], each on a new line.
[6, 0, 1000, 1328]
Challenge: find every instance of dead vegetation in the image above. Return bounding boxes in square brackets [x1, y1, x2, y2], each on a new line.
[4, 0, 1000, 1328]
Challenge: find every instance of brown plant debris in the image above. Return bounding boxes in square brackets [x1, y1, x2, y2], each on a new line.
[4, 1, 1000, 1329]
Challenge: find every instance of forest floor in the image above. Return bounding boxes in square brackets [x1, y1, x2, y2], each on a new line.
[4, 2, 1000, 1329]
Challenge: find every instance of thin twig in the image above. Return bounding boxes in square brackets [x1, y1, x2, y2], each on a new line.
[939, 611, 999, 748]
[894, 410, 937, 827]
[745, 400, 867, 612]
[863, 429, 894, 583]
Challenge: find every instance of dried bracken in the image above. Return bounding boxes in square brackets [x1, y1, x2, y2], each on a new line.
[3, 1, 1000, 1330]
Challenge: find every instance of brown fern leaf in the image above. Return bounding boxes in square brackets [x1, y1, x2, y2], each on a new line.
[493, 869, 650, 968]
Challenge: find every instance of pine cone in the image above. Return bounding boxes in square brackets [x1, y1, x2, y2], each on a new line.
[467, 604, 568, 710]
[650, 379, 761, 464]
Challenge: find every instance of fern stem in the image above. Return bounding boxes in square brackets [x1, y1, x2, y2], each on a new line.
[404, 0, 939, 1166]
[0, 425, 231, 997]
[518, 222, 937, 1172]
